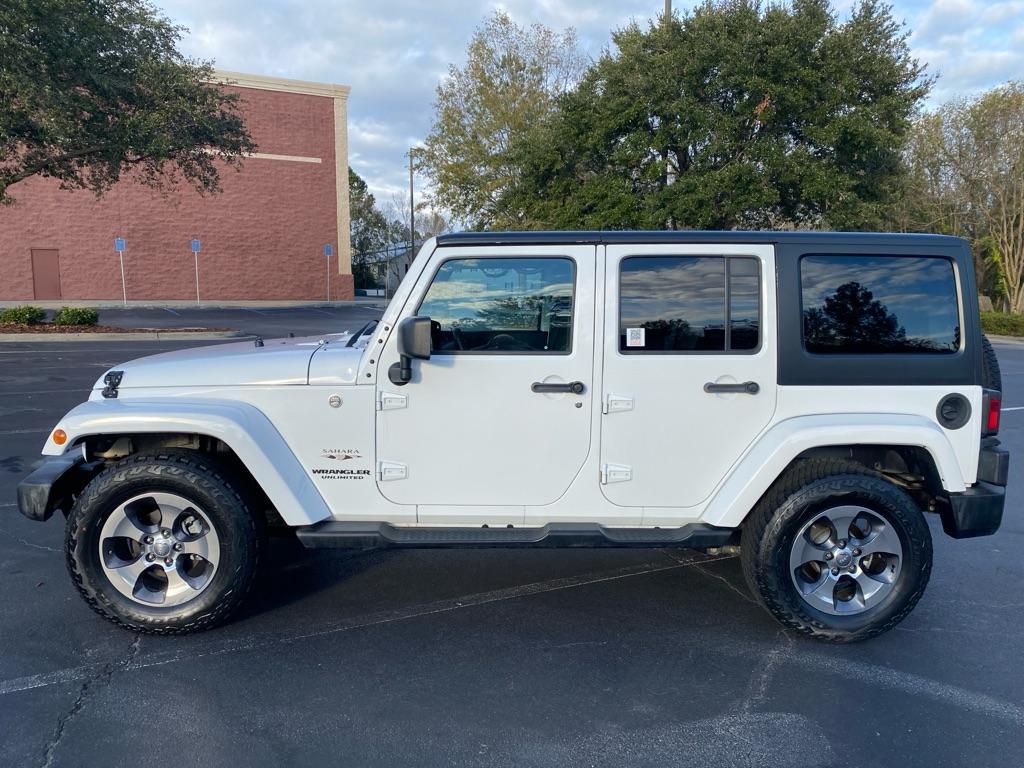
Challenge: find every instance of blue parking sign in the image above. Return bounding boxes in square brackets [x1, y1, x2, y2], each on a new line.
[191, 239, 201, 253]
[324, 244, 333, 257]
[114, 238, 125, 252]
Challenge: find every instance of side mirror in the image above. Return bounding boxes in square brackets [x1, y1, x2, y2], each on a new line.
[389, 316, 432, 385]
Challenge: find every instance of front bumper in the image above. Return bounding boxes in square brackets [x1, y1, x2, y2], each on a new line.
[16, 454, 102, 522]
[940, 442, 1009, 539]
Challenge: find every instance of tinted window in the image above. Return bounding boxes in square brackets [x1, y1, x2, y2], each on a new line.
[418, 258, 574, 353]
[619, 256, 761, 352]
[801, 255, 960, 354]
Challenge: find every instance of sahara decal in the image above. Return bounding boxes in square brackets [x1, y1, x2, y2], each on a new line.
[321, 449, 362, 461]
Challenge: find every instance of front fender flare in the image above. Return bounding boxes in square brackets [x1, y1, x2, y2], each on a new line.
[700, 413, 966, 529]
[43, 399, 331, 526]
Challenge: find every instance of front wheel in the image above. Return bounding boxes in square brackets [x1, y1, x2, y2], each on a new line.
[741, 459, 932, 642]
[66, 451, 262, 634]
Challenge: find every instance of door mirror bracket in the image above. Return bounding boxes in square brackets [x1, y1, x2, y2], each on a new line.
[388, 316, 432, 386]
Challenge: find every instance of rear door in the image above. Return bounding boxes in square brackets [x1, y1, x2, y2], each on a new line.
[375, 245, 596, 524]
[599, 244, 777, 516]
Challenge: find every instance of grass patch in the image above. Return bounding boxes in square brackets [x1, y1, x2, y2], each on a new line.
[981, 311, 1024, 337]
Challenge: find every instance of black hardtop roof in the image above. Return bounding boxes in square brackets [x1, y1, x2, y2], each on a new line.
[435, 230, 966, 248]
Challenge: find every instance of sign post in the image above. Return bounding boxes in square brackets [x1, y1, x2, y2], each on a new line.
[191, 239, 201, 305]
[324, 244, 333, 302]
[113, 238, 127, 305]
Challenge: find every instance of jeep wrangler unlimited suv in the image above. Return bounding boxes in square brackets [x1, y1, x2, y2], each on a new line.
[17, 232, 1008, 641]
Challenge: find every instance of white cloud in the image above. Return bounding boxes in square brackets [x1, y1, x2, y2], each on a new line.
[905, 0, 1024, 100]
[156, 1, 1023, 202]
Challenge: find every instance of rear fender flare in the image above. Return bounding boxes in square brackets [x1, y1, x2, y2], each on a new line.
[701, 413, 966, 529]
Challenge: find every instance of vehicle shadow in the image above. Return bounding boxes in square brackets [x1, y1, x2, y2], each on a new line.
[236, 535, 399, 619]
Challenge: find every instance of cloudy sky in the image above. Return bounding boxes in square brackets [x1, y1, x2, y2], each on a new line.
[158, 1, 1024, 200]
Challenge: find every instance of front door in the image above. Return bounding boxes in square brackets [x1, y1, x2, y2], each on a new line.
[599, 244, 778, 518]
[376, 245, 596, 524]
[31, 249, 62, 299]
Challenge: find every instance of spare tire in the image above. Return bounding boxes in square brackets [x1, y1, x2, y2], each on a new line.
[981, 334, 1002, 391]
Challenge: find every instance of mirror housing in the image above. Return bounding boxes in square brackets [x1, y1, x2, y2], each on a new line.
[399, 316, 432, 360]
[389, 316, 432, 385]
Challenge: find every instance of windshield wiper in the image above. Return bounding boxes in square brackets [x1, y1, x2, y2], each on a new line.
[346, 320, 379, 347]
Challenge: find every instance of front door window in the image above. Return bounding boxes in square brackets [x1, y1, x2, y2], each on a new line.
[418, 257, 575, 353]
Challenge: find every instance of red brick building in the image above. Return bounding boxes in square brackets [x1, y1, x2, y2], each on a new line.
[0, 71, 353, 303]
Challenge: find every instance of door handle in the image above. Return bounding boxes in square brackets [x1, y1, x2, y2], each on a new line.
[704, 381, 760, 395]
[532, 381, 586, 395]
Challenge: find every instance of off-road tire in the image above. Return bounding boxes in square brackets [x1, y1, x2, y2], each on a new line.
[981, 334, 1002, 391]
[66, 450, 263, 634]
[741, 458, 932, 643]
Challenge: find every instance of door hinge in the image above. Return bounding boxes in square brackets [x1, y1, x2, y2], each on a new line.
[377, 391, 408, 411]
[378, 461, 408, 481]
[601, 463, 633, 484]
[603, 393, 634, 414]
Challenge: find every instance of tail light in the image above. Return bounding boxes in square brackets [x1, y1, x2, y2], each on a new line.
[983, 389, 1001, 436]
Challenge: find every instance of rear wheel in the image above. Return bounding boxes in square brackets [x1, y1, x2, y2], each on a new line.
[741, 459, 931, 642]
[66, 451, 262, 634]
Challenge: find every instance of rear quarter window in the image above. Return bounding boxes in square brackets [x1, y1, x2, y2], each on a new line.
[800, 255, 960, 354]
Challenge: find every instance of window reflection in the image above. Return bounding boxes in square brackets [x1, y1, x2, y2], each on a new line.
[801, 256, 959, 354]
[418, 258, 574, 353]
[619, 256, 760, 352]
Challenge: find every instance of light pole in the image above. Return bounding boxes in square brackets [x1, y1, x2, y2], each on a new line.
[407, 148, 416, 259]
[190, 239, 201, 306]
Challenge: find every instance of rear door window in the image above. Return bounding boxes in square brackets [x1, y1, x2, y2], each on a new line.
[619, 256, 761, 353]
[801, 255, 960, 354]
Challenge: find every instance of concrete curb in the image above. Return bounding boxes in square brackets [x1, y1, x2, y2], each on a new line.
[0, 330, 249, 343]
[987, 335, 1024, 346]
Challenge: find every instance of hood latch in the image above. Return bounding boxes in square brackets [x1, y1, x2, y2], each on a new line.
[102, 370, 124, 399]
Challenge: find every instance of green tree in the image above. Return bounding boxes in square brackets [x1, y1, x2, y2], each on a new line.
[349, 168, 392, 288]
[0, 0, 255, 204]
[898, 83, 1024, 310]
[952, 84, 1024, 312]
[502, 0, 929, 231]
[420, 10, 587, 229]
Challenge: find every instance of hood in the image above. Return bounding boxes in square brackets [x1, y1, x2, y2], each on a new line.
[92, 332, 363, 392]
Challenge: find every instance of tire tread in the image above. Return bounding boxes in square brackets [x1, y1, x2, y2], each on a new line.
[740, 458, 931, 643]
[65, 450, 262, 635]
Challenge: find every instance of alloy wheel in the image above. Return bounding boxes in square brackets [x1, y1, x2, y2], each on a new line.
[98, 492, 220, 607]
[789, 505, 903, 615]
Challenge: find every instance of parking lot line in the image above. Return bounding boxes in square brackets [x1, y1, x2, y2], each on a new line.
[0, 553, 728, 697]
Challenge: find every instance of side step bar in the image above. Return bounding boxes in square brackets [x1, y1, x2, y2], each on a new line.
[295, 521, 734, 550]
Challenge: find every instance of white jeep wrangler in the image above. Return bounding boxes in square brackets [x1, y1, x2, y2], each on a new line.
[18, 231, 1008, 641]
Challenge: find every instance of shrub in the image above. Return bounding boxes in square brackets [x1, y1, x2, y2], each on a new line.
[0, 305, 46, 325]
[53, 306, 99, 326]
[981, 312, 1024, 337]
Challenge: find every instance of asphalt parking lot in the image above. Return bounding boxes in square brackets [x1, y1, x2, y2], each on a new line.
[1, 307, 1023, 767]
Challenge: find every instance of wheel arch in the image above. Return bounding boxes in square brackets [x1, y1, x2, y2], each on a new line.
[700, 414, 965, 529]
[42, 399, 330, 527]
